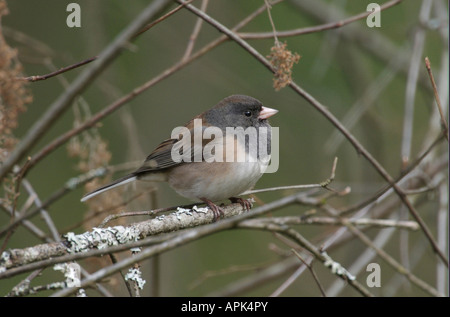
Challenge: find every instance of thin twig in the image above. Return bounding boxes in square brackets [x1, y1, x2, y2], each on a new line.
[436, 182, 448, 294]
[189, 262, 273, 290]
[6, 268, 45, 297]
[291, 249, 326, 297]
[244, 157, 338, 195]
[425, 57, 449, 140]
[401, 0, 432, 167]
[247, 216, 420, 230]
[0, 203, 49, 243]
[264, 0, 279, 45]
[133, 0, 194, 38]
[240, 0, 403, 39]
[268, 233, 312, 296]
[108, 253, 134, 297]
[182, 0, 209, 61]
[18, 57, 98, 82]
[21, 179, 60, 241]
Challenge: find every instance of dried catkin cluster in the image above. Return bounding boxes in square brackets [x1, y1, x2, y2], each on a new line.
[0, 0, 32, 162]
[267, 41, 300, 91]
[67, 134, 112, 174]
[67, 132, 124, 225]
[67, 128, 131, 285]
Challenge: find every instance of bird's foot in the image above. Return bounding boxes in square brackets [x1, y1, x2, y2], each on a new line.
[229, 197, 252, 211]
[200, 197, 224, 222]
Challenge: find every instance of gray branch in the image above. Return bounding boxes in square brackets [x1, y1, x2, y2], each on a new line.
[0, 202, 247, 271]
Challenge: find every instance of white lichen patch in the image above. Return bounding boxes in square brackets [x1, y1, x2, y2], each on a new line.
[192, 205, 208, 213]
[322, 251, 355, 281]
[172, 205, 209, 220]
[54, 263, 81, 288]
[0, 250, 11, 271]
[114, 226, 141, 245]
[65, 232, 90, 253]
[65, 225, 141, 253]
[174, 207, 193, 220]
[125, 267, 146, 289]
[54, 262, 86, 296]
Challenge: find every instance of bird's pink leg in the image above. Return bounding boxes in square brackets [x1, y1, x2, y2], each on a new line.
[200, 197, 224, 222]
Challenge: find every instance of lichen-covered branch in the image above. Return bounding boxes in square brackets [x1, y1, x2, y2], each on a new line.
[0, 202, 247, 272]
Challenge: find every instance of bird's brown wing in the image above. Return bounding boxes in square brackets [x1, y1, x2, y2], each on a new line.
[133, 138, 181, 174]
[134, 124, 221, 175]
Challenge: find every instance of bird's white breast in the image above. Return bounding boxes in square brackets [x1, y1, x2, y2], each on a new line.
[167, 134, 269, 202]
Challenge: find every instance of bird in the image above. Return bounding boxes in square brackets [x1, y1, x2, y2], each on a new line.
[81, 95, 278, 220]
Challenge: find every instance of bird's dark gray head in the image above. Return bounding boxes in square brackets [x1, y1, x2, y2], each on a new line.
[203, 95, 278, 159]
[205, 95, 277, 130]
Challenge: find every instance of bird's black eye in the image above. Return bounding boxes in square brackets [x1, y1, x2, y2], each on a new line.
[244, 110, 252, 117]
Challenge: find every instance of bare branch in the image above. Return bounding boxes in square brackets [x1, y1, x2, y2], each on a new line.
[244, 157, 339, 195]
[425, 57, 449, 140]
[239, 0, 403, 39]
[291, 249, 326, 297]
[0, 201, 248, 272]
[17, 57, 97, 82]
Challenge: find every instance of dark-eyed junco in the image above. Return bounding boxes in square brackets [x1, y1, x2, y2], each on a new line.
[81, 95, 278, 220]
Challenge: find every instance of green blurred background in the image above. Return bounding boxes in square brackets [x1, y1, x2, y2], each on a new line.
[1, 0, 448, 296]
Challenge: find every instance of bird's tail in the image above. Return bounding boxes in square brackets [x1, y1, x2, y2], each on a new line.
[80, 173, 137, 202]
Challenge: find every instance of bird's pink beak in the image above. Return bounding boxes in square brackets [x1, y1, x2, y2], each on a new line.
[259, 106, 278, 120]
